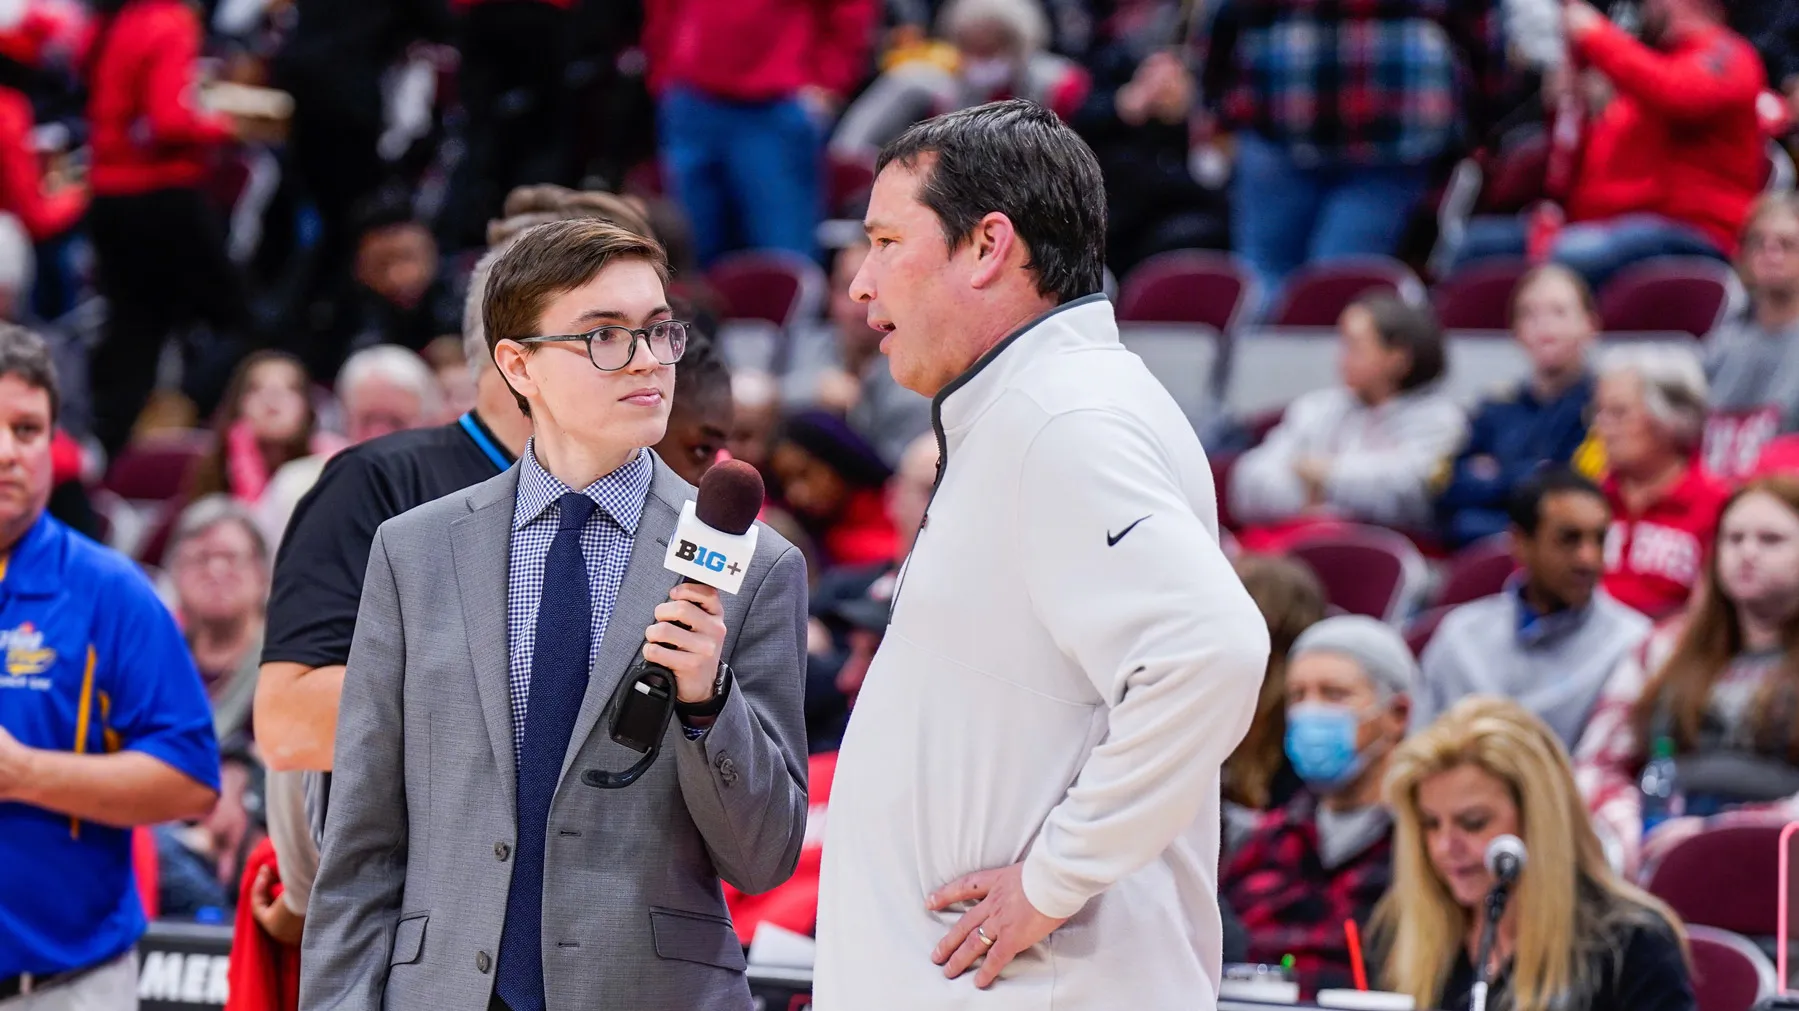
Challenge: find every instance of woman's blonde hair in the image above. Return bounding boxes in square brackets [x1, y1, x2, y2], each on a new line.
[1373, 697, 1683, 1011]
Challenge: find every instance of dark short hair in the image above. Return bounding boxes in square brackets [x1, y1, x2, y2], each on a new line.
[0, 323, 59, 422]
[1507, 466, 1607, 536]
[482, 218, 670, 413]
[350, 188, 420, 238]
[876, 99, 1106, 304]
[672, 331, 731, 415]
[1351, 294, 1446, 392]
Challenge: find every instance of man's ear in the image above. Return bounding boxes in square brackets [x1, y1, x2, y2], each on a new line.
[967, 212, 1020, 291]
[492, 340, 536, 405]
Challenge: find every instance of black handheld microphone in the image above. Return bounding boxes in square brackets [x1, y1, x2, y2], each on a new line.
[584, 461, 764, 790]
[1470, 834, 1528, 1011]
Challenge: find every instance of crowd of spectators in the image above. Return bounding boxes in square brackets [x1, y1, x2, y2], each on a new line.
[4, 0, 1799, 1006]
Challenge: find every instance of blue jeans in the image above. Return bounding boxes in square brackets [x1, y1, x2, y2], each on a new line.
[658, 87, 822, 268]
[1230, 132, 1431, 314]
[1453, 212, 1726, 292]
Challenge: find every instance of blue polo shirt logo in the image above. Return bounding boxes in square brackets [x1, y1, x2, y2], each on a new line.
[1, 621, 55, 677]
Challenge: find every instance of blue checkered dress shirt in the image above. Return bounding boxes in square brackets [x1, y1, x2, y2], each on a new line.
[505, 442, 653, 760]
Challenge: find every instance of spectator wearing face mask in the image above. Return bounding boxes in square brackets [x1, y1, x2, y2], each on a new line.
[1420, 469, 1651, 749]
[1223, 615, 1414, 999]
[830, 0, 1091, 164]
[1704, 195, 1799, 481]
[1438, 266, 1603, 547]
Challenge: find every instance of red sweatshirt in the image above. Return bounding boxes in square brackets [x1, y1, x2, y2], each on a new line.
[1569, 21, 1767, 254]
[642, 0, 877, 103]
[86, 0, 234, 196]
[0, 87, 83, 240]
[1601, 464, 1730, 620]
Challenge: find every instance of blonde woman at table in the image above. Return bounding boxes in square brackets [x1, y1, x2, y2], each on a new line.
[1372, 697, 1694, 1011]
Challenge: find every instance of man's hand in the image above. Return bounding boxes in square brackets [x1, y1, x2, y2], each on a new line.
[1562, 0, 1605, 44]
[0, 725, 36, 801]
[645, 583, 728, 704]
[250, 866, 306, 947]
[928, 863, 1068, 989]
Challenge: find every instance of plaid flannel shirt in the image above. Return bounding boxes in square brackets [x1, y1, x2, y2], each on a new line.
[1201, 0, 1512, 167]
[1222, 792, 1394, 997]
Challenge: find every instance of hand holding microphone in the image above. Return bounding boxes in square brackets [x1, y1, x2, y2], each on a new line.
[590, 461, 765, 789]
[644, 585, 726, 703]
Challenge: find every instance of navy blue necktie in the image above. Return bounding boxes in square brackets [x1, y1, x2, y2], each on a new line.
[496, 492, 596, 1011]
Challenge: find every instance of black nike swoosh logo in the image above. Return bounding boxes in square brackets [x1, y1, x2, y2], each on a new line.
[1106, 515, 1151, 547]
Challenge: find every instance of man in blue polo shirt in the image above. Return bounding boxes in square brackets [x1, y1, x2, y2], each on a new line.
[0, 325, 220, 1008]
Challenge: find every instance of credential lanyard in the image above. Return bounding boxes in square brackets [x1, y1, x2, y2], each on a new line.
[458, 412, 511, 473]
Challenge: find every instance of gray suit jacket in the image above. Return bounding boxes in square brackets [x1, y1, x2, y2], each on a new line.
[300, 456, 810, 1011]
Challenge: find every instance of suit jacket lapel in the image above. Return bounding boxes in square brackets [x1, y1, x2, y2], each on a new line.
[451, 469, 522, 808]
[557, 460, 686, 787]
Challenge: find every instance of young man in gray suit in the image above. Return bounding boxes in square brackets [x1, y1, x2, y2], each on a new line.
[301, 218, 810, 1011]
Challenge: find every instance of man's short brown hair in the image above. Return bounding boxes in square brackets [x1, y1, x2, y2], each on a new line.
[482, 218, 670, 412]
[0, 323, 59, 422]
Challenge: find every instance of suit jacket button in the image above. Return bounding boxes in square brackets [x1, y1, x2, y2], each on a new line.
[476, 951, 491, 974]
[495, 841, 511, 861]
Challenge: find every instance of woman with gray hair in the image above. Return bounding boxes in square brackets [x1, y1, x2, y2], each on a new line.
[1594, 345, 1732, 618]
[166, 494, 270, 746]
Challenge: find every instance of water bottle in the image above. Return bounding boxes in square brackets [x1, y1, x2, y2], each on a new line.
[1640, 736, 1685, 834]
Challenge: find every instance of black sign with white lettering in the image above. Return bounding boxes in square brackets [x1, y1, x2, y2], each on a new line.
[137, 922, 233, 1010]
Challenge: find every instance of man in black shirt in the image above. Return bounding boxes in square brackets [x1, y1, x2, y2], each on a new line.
[255, 243, 531, 775]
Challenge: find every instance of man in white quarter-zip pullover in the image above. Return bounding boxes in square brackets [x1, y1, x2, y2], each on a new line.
[813, 99, 1271, 1009]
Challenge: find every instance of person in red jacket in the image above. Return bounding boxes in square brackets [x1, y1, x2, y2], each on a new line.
[1453, 0, 1766, 291]
[1594, 346, 1732, 619]
[643, 0, 878, 267]
[0, 23, 84, 245]
[84, 0, 254, 457]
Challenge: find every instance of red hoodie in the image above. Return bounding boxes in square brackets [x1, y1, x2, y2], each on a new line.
[0, 87, 83, 240]
[1568, 20, 1766, 254]
[1601, 464, 1731, 620]
[641, 0, 877, 103]
[86, 0, 234, 196]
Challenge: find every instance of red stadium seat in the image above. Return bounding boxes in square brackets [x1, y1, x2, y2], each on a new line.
[1434, 259, 1531, 332]
[1645, 825, 1783, 938]
[1267, 258, 1424, 328]
[1598, 258, 1736, 339]
[708, 249, 827, 329]
[101, 429, 210, 503]
[1117, 250, 1254, 333]
[827, 153, 875, 218]
[1435, 534, 1518, 608]
[1687, 925, 1776, 1011]
[1287, 524, 1426, 624]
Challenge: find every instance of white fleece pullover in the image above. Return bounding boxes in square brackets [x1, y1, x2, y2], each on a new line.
[813, 295, 1271, 1009]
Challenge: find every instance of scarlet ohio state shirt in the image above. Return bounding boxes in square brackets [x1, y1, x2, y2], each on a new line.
[1601, 466, 1732, 619]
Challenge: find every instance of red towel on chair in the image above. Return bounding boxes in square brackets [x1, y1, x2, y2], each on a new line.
[225, 838, 300, 1011]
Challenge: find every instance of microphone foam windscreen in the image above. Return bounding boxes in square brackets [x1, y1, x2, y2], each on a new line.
[695, 460, 765, 536]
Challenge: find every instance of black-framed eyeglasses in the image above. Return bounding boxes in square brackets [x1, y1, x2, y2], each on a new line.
[512, 320, 690, 371]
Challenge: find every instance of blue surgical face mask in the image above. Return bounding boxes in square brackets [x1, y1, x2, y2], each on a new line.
[1285, 701, 1378, 792]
